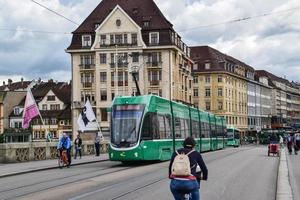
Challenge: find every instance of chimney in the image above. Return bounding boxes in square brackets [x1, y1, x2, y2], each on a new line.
[38, 78, 41, 83]
[48, 79, 53, 83]
[3, 81, 5, 86]
[21, 77, 24, 85]
[8, 79, 12, 86]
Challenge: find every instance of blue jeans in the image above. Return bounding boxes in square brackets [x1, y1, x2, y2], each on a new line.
[170, 179, 200, 200]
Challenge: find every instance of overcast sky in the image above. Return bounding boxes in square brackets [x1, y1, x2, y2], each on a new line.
[0, 0, 299, 84]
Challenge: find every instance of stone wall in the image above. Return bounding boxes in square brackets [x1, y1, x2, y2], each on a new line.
[0, 141, 109, 163]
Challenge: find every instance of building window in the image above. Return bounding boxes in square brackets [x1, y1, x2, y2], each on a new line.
[132, 52, 139, 63]
[100, 72, 107, 82]
[101, 108, 108, 122]
[124, 34, 128, 44]
[149, 32, 159, 45]
[193, 76, 198, 83]
[47, 95, 55, 101]
[218, 88, 223, 97]
[82, 35, 92, 47]
[194, 89, 199, 97]
[205, 63, 210, 70]
[100, 35, 106, 45]
[14, 107, 20, 115]
[99, 54, 106, 64]
[205, 88, 211, 97]
[110, 34, 114, 44]
[205, 76, 210, 83]
[218, 101, 223, 110]
[42, 104, 47, 110]
[193, 63, 198, 70]
[205, 102, 211, 111]
[50, 104, 60, 110]
[100, 90, 107, 101]
[115, 34, 122, 44]
[143, 21, 150, 27]
[218, 75, 222, 82]
[131, 33, 137, 45]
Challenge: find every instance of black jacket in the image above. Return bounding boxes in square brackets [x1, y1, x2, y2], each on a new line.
[169, 148, 208, 180]
[74, 138, 82, 147]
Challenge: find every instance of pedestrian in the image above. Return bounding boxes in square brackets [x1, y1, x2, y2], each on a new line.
[279, 135, 284, 149]
[287, 133, 295, 155]
[95, 133, 101, 156]
[295, 132, 300, 154]
[57, 132, 72, 167]
[169, 137, 208, 200]
[74, 134, 82, 159]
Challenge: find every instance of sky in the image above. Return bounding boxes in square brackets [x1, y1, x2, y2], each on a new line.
[0, 0, 299, 84]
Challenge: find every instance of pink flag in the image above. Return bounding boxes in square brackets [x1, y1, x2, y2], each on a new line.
[22, 89, 39, 129]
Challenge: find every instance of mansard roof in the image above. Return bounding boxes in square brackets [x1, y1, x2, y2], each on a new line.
[191, 46, 254, 73]
[67, 0, 176, 50]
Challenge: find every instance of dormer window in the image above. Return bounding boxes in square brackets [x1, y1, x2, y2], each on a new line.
[149, 32, 159, 45]
[94, 23, 100, 29]
[143, 21, 150, 28]
[205, 63, 211, 70]
[82, 35, 92, 47]
[14, 107, 20, 115]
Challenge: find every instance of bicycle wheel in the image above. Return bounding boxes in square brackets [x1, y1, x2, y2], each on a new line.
[58, 157, 63, 168]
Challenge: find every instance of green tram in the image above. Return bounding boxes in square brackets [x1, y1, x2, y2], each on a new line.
[226, 127, 240, 147]
[109, 95, 227, 162]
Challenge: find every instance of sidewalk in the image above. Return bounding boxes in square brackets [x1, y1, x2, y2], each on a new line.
[0, 154, 109, 178]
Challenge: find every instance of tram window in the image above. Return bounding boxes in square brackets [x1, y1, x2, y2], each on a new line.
[158, 115, 166, 139]
[165, 115, 172, 139]
[175, 117, 181, 138]
[152, 114, 160, 139]
[141, 113, 152, 140]
[180, 119, 189, 138]
[192, 120, 199, 138]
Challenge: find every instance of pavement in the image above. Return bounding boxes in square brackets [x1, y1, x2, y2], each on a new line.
[0, 146, 280, 200]
[286, 148, 300, 200]
[0, 154, 109, 178]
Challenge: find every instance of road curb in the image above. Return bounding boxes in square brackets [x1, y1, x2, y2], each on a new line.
[0, 159, 109, 179]
[276, 148, 293, 200]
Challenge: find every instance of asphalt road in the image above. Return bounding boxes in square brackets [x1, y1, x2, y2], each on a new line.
[0, 145, 279, 200]
[287, 150, 300, 200]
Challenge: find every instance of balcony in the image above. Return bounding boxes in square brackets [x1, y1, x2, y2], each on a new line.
[110, 62, 129, 68]
[79, 64, 95, 71]
[146, 61, 162, 68]
[100, 42, 138, 48]
[81, 82, 94, 88]
[150, 80, 160, 86]
[111, 81, 129, 87]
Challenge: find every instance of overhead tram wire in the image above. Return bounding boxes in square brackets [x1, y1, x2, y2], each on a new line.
[178, 6, 300, 32]
[0, 27, 71, 35]
[30, 0, 80, 26]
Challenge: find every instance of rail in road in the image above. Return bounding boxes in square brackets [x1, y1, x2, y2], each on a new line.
[0, 146, 279, 200]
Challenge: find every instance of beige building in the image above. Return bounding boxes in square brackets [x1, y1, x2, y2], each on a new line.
[191, 46, 250, 134]
[66, 0, 193, 138]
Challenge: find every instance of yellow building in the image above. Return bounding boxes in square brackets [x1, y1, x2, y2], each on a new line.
[191, 46, 252, 134]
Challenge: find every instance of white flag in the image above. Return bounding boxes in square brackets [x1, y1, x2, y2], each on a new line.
[77, 99, 96, 132]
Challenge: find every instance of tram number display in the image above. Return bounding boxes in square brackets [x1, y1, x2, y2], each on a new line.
[114, 104, 144, 111]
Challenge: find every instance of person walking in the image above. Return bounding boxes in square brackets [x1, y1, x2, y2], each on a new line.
[287, 133, 295, 155]
[95, 133, 101, 156]
[74, 134, 82, 159]
[295, 132, 300, 154]
[169, 137, 208, 200]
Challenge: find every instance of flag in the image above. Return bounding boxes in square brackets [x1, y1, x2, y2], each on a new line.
[22, 88, 39, 129]
[77, 99, 96, 132]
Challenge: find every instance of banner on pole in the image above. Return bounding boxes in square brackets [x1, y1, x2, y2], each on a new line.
[22, 89, 39, 129]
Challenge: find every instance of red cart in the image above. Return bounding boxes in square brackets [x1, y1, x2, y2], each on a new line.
[268, 143, 280, 157]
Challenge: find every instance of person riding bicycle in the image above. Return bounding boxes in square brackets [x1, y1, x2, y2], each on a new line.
[57, 133, 71, 166]
[169, 137, 208, 200]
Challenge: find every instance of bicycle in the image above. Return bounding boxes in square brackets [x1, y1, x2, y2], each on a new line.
[57, 149, 69, 168]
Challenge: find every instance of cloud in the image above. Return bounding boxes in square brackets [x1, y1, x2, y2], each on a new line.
[0, 0, 300, 83]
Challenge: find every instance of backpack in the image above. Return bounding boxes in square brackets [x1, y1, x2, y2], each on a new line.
[171, 150, 195, 176]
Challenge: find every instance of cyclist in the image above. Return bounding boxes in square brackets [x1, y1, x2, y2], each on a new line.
[169, 137, 208, 200]
[57, 132, 71, 167]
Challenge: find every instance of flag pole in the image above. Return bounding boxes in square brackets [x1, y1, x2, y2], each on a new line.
[28, 88, 48, 139]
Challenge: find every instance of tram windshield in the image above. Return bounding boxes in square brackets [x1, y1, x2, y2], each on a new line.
[111, 104, 145, 147]
[227, 128, 240, 139]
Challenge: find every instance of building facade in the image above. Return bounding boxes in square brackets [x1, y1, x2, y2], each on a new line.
[191, 46, 250, 134]
[67, 0, 193, 138]
[9, 81, 71, 141]
[256, 70, 300, 128]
